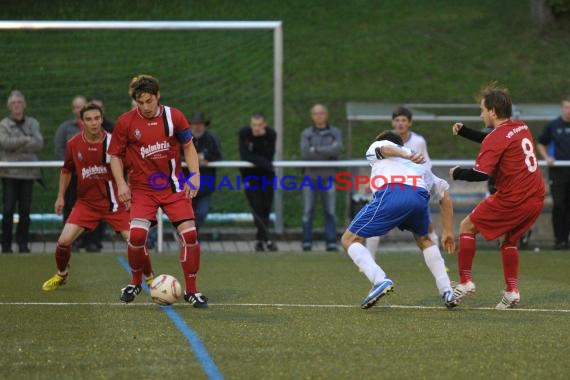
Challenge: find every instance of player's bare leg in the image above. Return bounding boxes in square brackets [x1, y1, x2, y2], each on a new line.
[177, 219, 207, 308]
[414, 235, 459, 308]
[341, 230, 393, 309]
[120, 218, 150, 303]
[42, 224, 85, 291]
[453, 216, 478, 299]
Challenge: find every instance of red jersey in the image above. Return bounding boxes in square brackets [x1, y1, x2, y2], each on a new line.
[62, 132, 122, 212]
[474, 120, 545, 204]
[107, 105, 192, 193]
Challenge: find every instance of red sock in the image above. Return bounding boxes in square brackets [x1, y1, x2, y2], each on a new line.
[127, 244, 145, 285]
[458, 233, 476, 283]
[179, 228, 200, 294]
[55, 243, 71, 274]
[500, 245, 519, 292]
[142, 245, 154, 278]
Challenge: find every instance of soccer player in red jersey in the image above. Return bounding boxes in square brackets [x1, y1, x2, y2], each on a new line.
[108, 75, 206, 307]
[42, 103, 154, 291]
[449, 86, 545, 309]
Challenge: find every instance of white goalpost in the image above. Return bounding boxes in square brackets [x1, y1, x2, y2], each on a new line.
[0, 20, 284, 252]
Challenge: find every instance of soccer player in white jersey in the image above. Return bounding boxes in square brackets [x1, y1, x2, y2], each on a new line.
[341, 131, 459, 309]
[366, 107, 438, 255]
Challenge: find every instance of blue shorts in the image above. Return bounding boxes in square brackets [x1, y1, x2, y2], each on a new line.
[348, 185, 430, 238]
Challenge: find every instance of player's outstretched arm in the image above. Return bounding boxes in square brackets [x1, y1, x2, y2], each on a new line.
[55, 171, 72, 215]
[182, 142, 200, 199]
[110, 155, 131, 209]
[453, 122, 488, 144]
[439, 191, 455, 254]
[377, 145, 425, 164]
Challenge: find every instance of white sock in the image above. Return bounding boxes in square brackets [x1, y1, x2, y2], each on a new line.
[365, 236, 380, 259]
[428, 231, 439, 247]
[422, 245, 451, 295]
[347, 242, 386, 284]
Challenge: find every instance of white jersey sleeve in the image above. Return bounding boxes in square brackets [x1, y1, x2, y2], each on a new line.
[366, 140, 411, 166]
[430, 174, 450, 202]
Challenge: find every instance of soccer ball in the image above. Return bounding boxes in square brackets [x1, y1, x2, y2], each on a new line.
[150, 274, 182, 305]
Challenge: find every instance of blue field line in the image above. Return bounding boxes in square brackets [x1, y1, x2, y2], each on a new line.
[117, 256, 223, 380]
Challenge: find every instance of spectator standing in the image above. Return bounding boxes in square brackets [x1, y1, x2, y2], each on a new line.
[0, 90, 44, 253]
[239, 112, 278, 252]
[300, 104, 342, 251]
[537, 95, 570, 250]
[185, 111, 222, 229]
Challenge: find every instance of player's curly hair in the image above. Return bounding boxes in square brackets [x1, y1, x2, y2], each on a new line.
[129, 74, 160, 100]
[477, 81, 512, 119]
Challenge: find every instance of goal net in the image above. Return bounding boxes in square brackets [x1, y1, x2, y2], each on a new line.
[0, 21, 283, 242]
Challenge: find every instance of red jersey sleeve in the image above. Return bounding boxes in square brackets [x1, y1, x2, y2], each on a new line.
[61, 140, 75, 174]
[108, 117, 128, 158]
[474, 132, 504, 176]
[173, 108, 192, 145]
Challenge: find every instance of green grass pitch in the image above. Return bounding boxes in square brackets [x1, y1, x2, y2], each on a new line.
[1, 250, 569, 379]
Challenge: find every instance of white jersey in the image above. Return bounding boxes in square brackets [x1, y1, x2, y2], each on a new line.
[403, 131, 431, 169]
[430, 174, 450, 202]
[365, 140, 434, 194]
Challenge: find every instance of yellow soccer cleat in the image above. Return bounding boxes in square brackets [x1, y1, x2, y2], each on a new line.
[42, 273, 68, 291]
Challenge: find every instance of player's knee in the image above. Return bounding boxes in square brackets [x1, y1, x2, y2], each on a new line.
[129, 227, 148, 248]
[57, 236, 73, 247]
[459, 216, 476, 234]
[341, 230, 359, 250]
[179, 227, 197, 246]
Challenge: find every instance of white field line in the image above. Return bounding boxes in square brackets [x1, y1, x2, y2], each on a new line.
[0, 301, 569, 313]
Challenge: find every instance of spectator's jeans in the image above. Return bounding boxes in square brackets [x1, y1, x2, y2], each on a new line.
[193, 193, 212, 230]
[2, 178, 34, 250]
[302, 185, 337, 248]
[550, 167, 570, 244]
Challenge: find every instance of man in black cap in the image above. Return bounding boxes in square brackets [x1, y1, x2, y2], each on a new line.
[185, 111, 222, 229]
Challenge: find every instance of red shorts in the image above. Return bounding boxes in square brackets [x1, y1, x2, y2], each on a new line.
[470, 195, 544, 244]
[130, 190, 194, 224]
[67, 201, 130, 232]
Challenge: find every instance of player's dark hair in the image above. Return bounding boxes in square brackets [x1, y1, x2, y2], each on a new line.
[478, 82, 512, 119]
[375, 130, 403, 145]
[251, 111, 265, 120]
[80, 103, 103, 120]
[562, 94, 570, 103]
[129, 74, 160, 100]
[392, 106, 412, 121]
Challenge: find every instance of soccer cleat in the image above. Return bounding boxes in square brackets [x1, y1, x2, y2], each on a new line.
[452, 281, 476, 299]
[254, 241, 265, 252]
[361, 278, 394, 309]
[145, 275, 155, 287]
[496, 290, 520, 310]
[266, 241, 278, 252]
[120, 284, 142, 303]
[42, 273, 68, 291]
[442, 290, 460, 309]
[184, 292, 209, 308]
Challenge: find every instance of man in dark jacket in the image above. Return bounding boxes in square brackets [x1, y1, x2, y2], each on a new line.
[239, 112, 278, 251]
[187, 111, 222, 229]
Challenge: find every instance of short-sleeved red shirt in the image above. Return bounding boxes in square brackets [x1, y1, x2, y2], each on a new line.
[62, 132, 122, 212]
[107, 105, 192, 194]
[474, 119, 545, 204]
